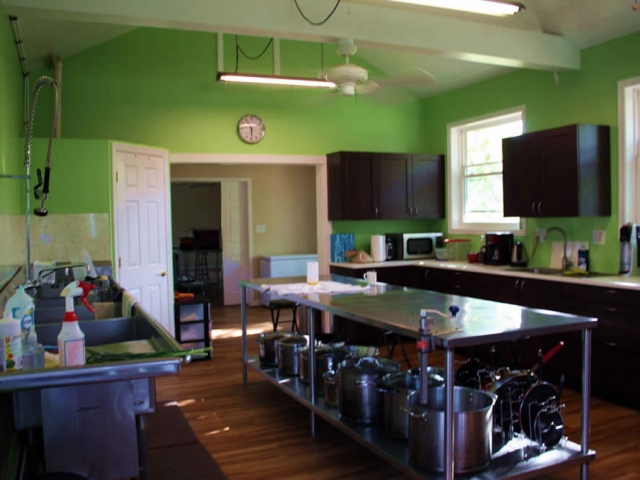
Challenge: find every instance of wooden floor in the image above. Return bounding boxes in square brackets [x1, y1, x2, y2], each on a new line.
[155, 305, 640, 480]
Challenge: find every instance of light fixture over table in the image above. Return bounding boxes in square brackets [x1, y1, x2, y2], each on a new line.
[388, 0, 524, 17]
[217, 72, 337, 89]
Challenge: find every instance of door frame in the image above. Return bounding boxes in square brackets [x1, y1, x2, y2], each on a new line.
[170, 154, 330, 275]
[170, 177, 254, 304]
[111, 142, 174, 334]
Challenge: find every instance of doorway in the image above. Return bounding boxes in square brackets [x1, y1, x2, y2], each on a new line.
[171, 177, 253, 306]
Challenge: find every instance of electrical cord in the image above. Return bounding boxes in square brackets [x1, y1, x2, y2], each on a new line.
[234, 35, 274, 73]
[294, 0, 342, 26]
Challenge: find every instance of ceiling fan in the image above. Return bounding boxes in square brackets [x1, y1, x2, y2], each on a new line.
[324, 39, 438, 97]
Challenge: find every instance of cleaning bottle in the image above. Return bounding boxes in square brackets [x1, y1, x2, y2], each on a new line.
[0, 311, 23, 371]
[58, 280, 95, 367]
[4, 286, 36, 348]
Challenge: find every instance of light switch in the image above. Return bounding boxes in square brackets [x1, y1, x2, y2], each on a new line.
[256, 225, 266, 233]
[593, 230, 605, 245]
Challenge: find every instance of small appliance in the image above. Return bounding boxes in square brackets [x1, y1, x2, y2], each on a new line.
[385, 233, 443, 260]
[510, 241, 528, 267]
[484, 232, 514, 265]
[385, 235, 396, 261]
[619, 223, 637, 276]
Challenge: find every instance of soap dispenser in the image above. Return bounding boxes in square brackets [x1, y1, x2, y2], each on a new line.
[58, 280, 95, 367]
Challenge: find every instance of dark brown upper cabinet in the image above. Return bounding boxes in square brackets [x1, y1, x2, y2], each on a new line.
[327, 152, 444, 221]
[502, 124, 611, 217]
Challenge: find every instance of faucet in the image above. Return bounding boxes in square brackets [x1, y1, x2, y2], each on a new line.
[19, 262, 92, 293]
[542, 227, 571, 271]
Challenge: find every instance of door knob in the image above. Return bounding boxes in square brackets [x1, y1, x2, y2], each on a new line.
[160, 269, 169, 277]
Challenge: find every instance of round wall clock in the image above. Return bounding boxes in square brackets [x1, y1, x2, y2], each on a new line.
[237, 114, 265, 144]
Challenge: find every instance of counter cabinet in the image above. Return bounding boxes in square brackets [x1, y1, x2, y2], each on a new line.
[240, 275, 596, 480]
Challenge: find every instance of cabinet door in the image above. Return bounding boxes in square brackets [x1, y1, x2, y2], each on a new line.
[410, 154, 444, 219]
[540, 129, 579, 216]
[374, 154, 410, 219]
[502, 135, 545, 217]
[345, 153, 378, 220]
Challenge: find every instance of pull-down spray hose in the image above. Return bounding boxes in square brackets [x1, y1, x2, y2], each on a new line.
[25, 75, 59, 217]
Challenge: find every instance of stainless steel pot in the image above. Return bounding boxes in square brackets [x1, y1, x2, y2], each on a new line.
[381, 367, 445, 439]
[277, 335, 308, 376]
[323, 370, 339, 407]
[338, 357, 400, 425]
[299, 346, 351, 394]
[255, 332, 292, 367]
[408, 386, 496, 473]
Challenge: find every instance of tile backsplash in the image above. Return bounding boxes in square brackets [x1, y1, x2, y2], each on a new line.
[0, 212, 111, 270]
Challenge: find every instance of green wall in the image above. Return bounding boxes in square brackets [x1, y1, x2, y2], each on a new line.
[30, 138, 111, 214]
[0, 14, 23, 214]
[421, 31, 640, 273]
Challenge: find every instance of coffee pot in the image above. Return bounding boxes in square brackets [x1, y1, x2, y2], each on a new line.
[510, 241, 528, 267]
[619, 223, 636, 276]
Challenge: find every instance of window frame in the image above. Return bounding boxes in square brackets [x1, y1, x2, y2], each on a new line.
[447, 106, 526, 235]
[618, 76, 640, 225]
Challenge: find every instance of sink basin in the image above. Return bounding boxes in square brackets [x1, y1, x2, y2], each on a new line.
[507, 266, 614, 278]
[36, 305, 96, 323]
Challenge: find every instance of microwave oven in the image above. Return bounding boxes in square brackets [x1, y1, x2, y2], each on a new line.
[385, 233, 444, 260]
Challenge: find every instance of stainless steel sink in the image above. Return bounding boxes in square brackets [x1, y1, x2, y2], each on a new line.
[507, 266, 615, 278]
[36, 305, 95, 322]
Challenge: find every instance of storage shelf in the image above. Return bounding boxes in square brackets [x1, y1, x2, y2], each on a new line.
[244, 356, 595, 480]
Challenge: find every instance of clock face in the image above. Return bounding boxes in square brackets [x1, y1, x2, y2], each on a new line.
[238, 114, 265, 144]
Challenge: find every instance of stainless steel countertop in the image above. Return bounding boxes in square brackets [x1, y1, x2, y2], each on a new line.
[242, 274, 597, 348]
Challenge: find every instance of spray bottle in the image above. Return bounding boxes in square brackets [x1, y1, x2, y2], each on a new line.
[58, 280, 95, 367]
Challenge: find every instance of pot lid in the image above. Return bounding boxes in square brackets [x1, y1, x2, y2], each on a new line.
[257, 332, 290, 341]
[300, 346, 327, 358]
[279, 336, 308, 347]
[339, 356, 395, 375]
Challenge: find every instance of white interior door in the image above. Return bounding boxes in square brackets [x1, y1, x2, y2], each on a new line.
[113, 143, 174, 335]
[221, 181, 250, 305]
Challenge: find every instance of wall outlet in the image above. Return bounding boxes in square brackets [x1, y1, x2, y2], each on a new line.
[536, 228, 546, 241]
[256, 224, 266, 233]
[593, 230, 605, 245]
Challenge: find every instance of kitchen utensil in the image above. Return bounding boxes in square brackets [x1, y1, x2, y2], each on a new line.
[277, 335, 308, 376]
[363, 271, 377, 285]
[408, 386, 496, 473]
[530, 341, 564, 373]
[299, 346, 351, 394]
[337, 356, 400, 425]
[519, 381, 558, 442]
[255, 332, 292, 367]
[467, 252, 479, 263]
[380, 367, 444, 439]
[619, 223, 637, 276]
[529, 375, 565, 448]
[511, 241, 528, 267]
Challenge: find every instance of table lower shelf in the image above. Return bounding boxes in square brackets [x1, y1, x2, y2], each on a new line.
[243, 356, 595, 480]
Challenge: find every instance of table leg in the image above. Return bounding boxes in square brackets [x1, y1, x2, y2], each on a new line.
[136, 415, 148, 480]
[241, 286, 248, 384]
[309, 307, 316, 438]
[445, 347, 455, 480]
[581, 328, 592, 480]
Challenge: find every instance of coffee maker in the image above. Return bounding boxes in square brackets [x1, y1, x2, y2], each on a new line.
[484, 232, 514, 265]
[619, 223, 637, 276]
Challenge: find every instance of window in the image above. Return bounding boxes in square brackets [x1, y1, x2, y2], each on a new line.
[619, 76, 640, 224]
[448, 107, 525, 234]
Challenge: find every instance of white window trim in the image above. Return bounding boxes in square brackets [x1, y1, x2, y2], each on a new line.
[618, 76, 640, 224]
[447, 106, 526, 235]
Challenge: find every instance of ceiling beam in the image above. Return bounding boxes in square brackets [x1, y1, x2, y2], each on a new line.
[2, 0, 580, 71]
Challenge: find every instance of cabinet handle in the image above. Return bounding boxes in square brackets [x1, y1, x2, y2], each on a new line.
[424, 270, 429, 278]
[514, 279, 521, 290]
[375, 206, 379, 218]
[606, 307, 617, 313]
[454, 285, 461, 289]
[537, 201, 542, 215]
[414, 207, 419, 215]
[531, 202, 536, 215]
[603, 341, 617, 347]
[520, 280, 526, 291]
[606, 289, 618, 295]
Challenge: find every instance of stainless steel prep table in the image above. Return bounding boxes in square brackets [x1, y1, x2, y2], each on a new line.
[240, 275, 597, 480]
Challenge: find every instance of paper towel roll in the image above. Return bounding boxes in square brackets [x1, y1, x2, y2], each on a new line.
[371, 235, 386, 262]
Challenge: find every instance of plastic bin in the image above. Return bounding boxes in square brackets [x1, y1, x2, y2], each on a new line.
[445, 239, 471, 262]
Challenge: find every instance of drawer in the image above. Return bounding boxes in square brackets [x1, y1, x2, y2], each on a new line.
[179, 321, 210, 342]
[177, 302, 207, 323]
[561, 284, 640, 309]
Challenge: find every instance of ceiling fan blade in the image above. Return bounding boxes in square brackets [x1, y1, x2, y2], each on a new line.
[356, 81, 381, 95]
[374, 69, 438, 88]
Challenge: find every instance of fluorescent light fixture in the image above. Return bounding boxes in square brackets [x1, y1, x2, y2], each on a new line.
[217, 72, 336, 88]
[388, 0, 524, 16]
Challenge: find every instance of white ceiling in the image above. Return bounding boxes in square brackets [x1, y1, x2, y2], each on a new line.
[4, 0, 640, 99]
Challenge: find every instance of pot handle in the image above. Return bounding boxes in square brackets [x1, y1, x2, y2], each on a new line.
[356, 357, 382, 368]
